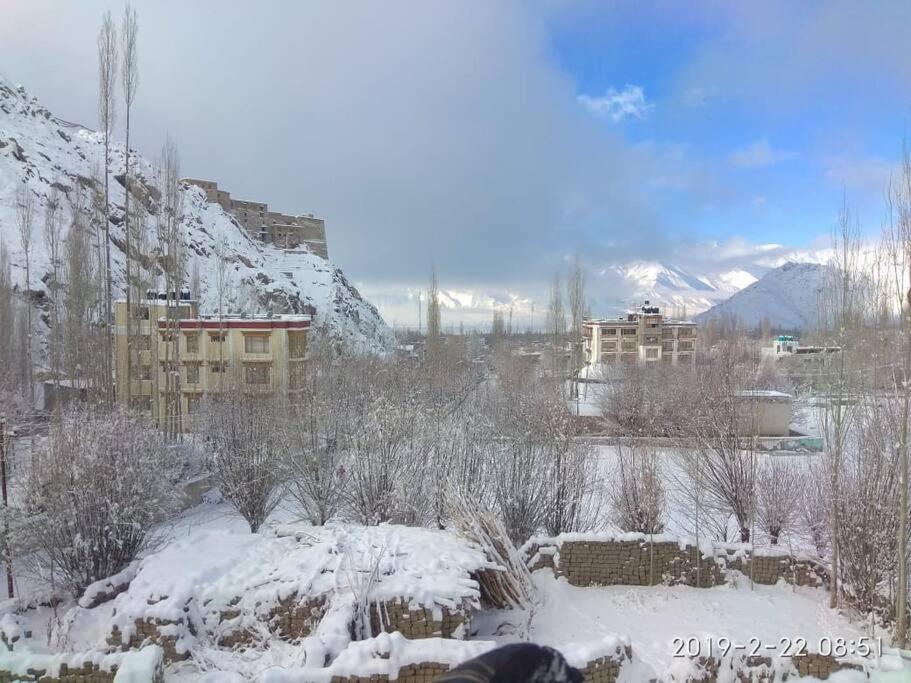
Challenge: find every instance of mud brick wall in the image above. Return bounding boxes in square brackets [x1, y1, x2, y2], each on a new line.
[556, 540, 726, 588]
[0, 656, 164, 683]
[369, 599, 470, 639]
[794, 653, 862, 680]
[577, 646, 633, 683]
[108, 618, 186, 662]
[0, 664, 116, 683]
[529, 538, 827, 590]
[691, 653, 860, 682]
[218, 593, 327, 647]
[728, 554, 825, 587]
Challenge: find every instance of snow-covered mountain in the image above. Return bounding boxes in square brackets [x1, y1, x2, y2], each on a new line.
[597, 260, 761, 317]
[0, 78, 393, 353]
[694, 261, 829, 330]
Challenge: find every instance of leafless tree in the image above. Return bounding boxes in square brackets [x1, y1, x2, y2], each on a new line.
[44, 185, 64, 392]
[121, 3, 139, 404]
[18, 406, 177, 595]
[425, 267, 442, 368]
[567, 255, 585, 397]
[546, 273, 566, 386]
[15, 182, 35, 402]
[282, 336, 348, 525]
[818, 197, 864, 609]
[756, 458, 801, 545]
[97, 10, 118, 398]
[200, 394, 287, 533]
[610, 444, 664, 534]
[677, 342, 758, 542]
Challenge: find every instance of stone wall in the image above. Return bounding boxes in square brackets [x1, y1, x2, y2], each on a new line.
[218, 593, 328, 647]
[691, 652, 861, 682]
[0, 647, 164, 683]
[369, 598, 470, 639]
[527, 536, 826, 589]
[108, 617, 186, 662]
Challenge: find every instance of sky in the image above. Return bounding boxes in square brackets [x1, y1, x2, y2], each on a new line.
[1, 0, 909, 328]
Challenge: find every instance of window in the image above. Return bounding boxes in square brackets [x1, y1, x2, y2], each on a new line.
[646, 347, 659, 360]
[136, 305, 150, 320]
[245, 364, 271, 385]
[138, 365, 152, 380]
[186, 365, 200, 384]
[621, 328, 637, 336]
[289, 361, 306, 389]
[602, 328, 616, 336]
[209, 331, 227, 343]
[135, 335, 152, 351]
[160, 331, 175, 342]
[245, 334, 270, 354]
[130, 395, 151, 411]
[210, 362, 228, 374]
[185, 333, 199, 353]
[187, 395, 201, 415]
[288, 331, 307, 358]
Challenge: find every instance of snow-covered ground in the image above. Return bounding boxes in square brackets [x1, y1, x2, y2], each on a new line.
[474, 571, 880, 680]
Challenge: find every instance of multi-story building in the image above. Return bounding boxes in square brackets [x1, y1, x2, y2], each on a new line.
[582, 301, 697, 366]
[182, 178, 328, 259]
[114, 293, 310, 432]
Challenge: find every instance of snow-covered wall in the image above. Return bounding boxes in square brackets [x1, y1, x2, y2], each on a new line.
[0, 77, 393, 354]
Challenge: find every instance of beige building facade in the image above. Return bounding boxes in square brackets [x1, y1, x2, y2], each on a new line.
[115, 296, 310, 432]
[182, 178, 328, 259]
[582, 302, 697, 366]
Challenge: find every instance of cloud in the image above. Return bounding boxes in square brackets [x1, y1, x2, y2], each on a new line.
[751, 195, 767, 208]
[0, 1, 682, 297]
[728, 138, 796, 168]
[577, 85, 653, 122]
[823, 156, 896, 191]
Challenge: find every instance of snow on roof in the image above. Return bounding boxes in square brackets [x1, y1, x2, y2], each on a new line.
[735, 389, 793, 400]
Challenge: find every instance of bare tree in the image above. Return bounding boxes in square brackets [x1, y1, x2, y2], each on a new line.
[97, 10, 118, 399]
[283, 336, 348, 525]
[610, 445, 665, 534]
[567, 255, 585, 397]
[15, 182, 35, 403]
[19, 406, 177, 595]
[756, 458, 801, 545]
[818, 197, 863, 608]
[546, 273, 566, 385]
[44, 184, 64, 393]
[425, 267, 442, 368]
[200, 394, 287, 533]
[121, 3, 139, 404]
[884, 144, 911, 645]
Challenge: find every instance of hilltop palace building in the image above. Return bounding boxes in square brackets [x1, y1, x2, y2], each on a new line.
[114, 292, 310, 433]
[182, 178, 328, 259]
[582, 301, 697, 366]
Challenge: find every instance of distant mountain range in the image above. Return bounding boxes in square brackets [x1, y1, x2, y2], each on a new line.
[694, 261, 829, 330]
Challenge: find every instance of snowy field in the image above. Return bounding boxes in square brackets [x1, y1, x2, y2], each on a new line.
[475, 571, 875, 679]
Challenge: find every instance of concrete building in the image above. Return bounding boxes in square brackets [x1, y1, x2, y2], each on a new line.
[735, 390, 793, 437]
[582, 301, 697, 367]
[114, 294, 310, 432]
[182, 178, 328, 259]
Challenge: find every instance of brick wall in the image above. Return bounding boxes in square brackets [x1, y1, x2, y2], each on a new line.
[369, 598, 471, 639]
[527, 536, 826, 589]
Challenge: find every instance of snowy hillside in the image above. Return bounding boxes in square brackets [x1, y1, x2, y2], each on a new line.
[0, 78, 393, 353]
[600, 260, 759, 317]
[694, 261, 828, 330]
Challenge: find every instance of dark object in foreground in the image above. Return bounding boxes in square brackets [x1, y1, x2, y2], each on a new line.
[437, 643, 583, 683]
